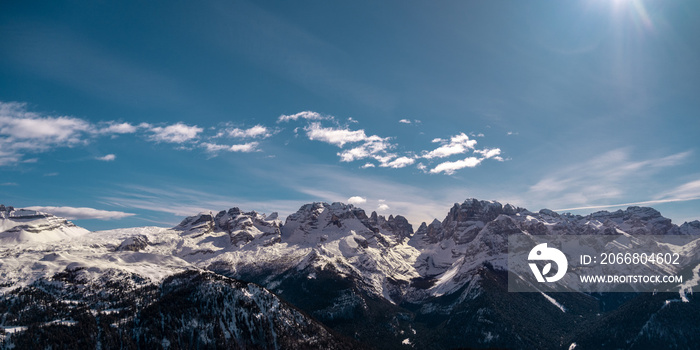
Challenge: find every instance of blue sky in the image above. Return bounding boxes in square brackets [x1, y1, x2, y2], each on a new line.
[1, 0, 698, 230]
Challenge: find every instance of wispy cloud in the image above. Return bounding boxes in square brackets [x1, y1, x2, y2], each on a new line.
[554, 197, 700, 213]
[399, 119, 411, 124]
[101, 184, 303, 221]
[657, 179, 700, 202]
[528, 149, 692, 210]
[25, 206, 135, 220]
[96, 154, 116, 161]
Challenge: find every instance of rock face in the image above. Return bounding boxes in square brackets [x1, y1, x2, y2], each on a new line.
[115, 235, 150, 252]
[1, 200, 699, 350]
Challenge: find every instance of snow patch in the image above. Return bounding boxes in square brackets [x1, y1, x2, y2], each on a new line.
[540, 292, 566, 312]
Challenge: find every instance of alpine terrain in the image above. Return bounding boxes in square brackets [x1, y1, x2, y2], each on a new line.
[1, 200, 699, 349]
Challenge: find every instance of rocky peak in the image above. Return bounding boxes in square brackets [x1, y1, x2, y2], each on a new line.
[412, 219, 443, 243]
[538, 209, 560, 217]
[369, 212, 413, 242]
[680, 220, 700, 235]
[282, 202, 369, 244]
[623, 206, 663, 220]
[175, 208, 282, 246]
[444, 199, 505, 224]
[281, 202, 414, 245]
[585, 206, 675, 235]
[175, 212, 216, 234]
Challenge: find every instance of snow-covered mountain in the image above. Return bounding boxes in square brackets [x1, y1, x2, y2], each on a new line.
[1, 200, 699, 349]
[0, 205, 89, 244]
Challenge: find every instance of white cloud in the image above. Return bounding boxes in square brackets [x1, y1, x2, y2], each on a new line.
[338, 146, 371, 162]
[0, 104, 91, 142]
[0, 103, 504, 176]
[305, 122, 381, 147]
[377, 203, 390, 211]
[0, 102, 95, 165]
[381, 156, 415, 168]
[99, 122, 137, 134]
[422, 133, 477, 159]
[25, 206, 135, 220]
[431, 138, 445, 143]
[201, 142, 259, 153]
[149, 123, 203, 143]
[96, 154, 116, 161]
[423, 143, 471, 159]
[230, 142, 259, 152]
[338, 138, 393, 162]
[347, 196, 367, 205]
[228, 125, 271, 138]
[300, 122, 413, 167]
[474, 148, 501, 159]
[416, 163, 427, 171]
[399, 119, 411, 124]
[429, 157, 482, 175]
[277, 111, 332, 123]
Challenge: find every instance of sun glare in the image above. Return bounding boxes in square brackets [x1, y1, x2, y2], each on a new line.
[609, 0, 655, 32]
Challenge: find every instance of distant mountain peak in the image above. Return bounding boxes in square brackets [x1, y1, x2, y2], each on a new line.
[0, 204, 88, 244]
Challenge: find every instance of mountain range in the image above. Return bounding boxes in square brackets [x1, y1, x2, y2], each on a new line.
[1, 200, 699, 349]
